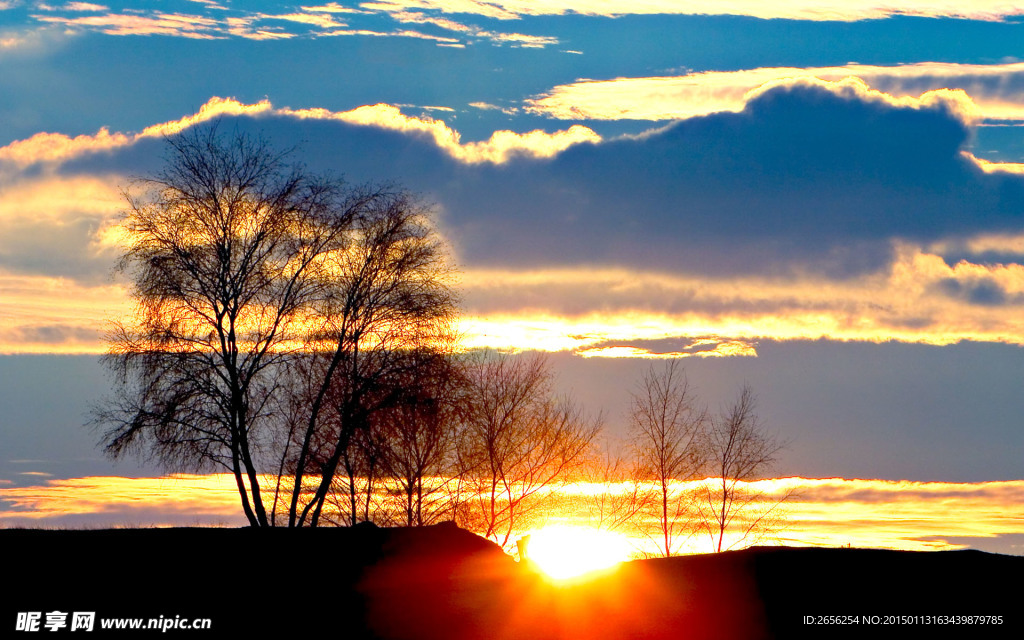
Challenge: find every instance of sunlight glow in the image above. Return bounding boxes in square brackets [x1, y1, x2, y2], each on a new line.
[524, 525, 633, 580]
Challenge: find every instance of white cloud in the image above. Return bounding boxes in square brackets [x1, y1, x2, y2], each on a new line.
[351, 0, 1024, 22]
[527, 62, 1024, 122]
[33, 12, 225, 39]
[386, 9, 558, 46]
[36, 2, 107, 11]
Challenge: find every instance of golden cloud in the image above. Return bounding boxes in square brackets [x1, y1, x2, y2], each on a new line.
[0, 272, 128, 354]
[386, 9, 559, 47]
[456, 241, 1024, 353]
[0, 97, 599, 169]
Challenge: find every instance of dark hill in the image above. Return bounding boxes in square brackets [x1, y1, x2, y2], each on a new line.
[2, 525, 1020, 638]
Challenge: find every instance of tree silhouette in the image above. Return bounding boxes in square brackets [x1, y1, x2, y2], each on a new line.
[375, 351, 465, 527]
[95, 126, 457, 527]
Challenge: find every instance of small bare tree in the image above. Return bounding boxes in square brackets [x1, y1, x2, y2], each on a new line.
[456, 353, 601, 549]
[580, 439, 653, 536]
[629, 360, 707, 557]
[695, 384, 789, 552]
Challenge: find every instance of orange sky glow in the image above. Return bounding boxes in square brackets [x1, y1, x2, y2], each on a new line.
[2, 475, 1021, 555]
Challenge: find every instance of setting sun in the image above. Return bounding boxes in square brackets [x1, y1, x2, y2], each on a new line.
[523, 525, 634, 580]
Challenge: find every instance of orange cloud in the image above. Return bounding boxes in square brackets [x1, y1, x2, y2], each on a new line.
[7, 92, 1024, 354]
[8, 238, 1024, 354]
[0, 272, 128, 354]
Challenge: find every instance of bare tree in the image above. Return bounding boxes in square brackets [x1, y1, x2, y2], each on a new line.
[695, 384, 789, 552]
[95, 126, 362, 527]
[629, 360, 707, 557]
[456, 353, 601, 549]
[376, 351, 464, 527]
[579, 438, 653, 536]
[94, 126, 457, 528]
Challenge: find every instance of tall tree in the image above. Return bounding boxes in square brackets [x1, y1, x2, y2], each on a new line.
[629, 360, 707, 557]
[95, 126, 457, 528]
[96, 127, 356, 526]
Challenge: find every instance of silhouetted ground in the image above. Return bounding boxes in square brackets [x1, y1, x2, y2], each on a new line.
[3, 524, 1021, 638]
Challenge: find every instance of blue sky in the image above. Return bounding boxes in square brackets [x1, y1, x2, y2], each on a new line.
[4, 1, 1024, 496]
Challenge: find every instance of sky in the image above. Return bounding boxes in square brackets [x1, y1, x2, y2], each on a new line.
[2, 1, 1024, 551]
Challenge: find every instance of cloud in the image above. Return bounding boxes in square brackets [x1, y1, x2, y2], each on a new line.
[301, 3, 366, 14]
[0, 97, 274, 169]
[0, 272, 127, 354]
[0, 474, 249, 526]
[525, 61, 1024, 123]
[0, 96, 599, 169]
[435, 79, 1021, 278]
[258, 12, 347, 29]
[359, 0, 520, 21]
[25, 6, 355, 41]
[13, 1, 1024, 52]
[346, 0, 1024, 22]
[33, 12, 226, 39]
[576, 339, 758, 359]
[16, 1, 558, 46]
[454, 242, 1024, 351]
[37, 2, 107, 11]
[386, 9, 558, 47]
[0, 175, 124, 279]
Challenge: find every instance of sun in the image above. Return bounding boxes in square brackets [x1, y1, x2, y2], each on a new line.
[521, 525, 634, 580]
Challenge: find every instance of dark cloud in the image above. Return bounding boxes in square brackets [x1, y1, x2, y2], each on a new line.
[437, 81, 1021, 277]
[4, 324, 101, 345]
[290, 82, 1024, 278]
[934, 276, 1019, 306]
[918, 533, 1024, 555]
[0, 216, 116, 284]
